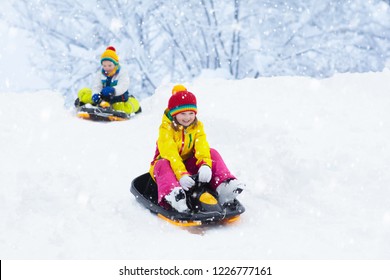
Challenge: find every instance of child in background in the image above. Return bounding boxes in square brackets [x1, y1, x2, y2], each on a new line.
[76, 46, 141, 114]
[149, 84, 244, 213]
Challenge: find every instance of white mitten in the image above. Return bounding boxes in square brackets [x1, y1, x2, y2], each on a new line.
[198, 165, 212, 183]
[179, 175, 195, 191]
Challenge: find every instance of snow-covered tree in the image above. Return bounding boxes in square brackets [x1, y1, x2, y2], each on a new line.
[8, 0, 390, 102]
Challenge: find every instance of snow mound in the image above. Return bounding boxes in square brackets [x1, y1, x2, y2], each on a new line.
[1, 72, 390, 259]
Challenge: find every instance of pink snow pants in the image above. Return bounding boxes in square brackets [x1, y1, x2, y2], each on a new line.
[153, 148, 236, 203]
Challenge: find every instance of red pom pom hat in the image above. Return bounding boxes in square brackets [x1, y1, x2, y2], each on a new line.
[101, 46, 119, 65]
[168, 86, 197, 117]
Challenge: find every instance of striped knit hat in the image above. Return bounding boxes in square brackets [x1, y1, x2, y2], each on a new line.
[101, 46, 119, 65]
[168, 86, 197, 116]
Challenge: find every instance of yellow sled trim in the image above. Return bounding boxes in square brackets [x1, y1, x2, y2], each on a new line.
[77, 112, 90, 119]
[107, 115, 127, 121]
[100, 101, 110, 108]
[199, 192, 218, 205]
[157, 213, 241, 227]
[223, 215, 241, 224]
[77, 112, 127, 121]
[157, 213, 202, 227]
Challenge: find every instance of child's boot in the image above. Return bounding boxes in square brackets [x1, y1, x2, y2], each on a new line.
[164, 187, 189, 213]
[216, 179, 244, 204]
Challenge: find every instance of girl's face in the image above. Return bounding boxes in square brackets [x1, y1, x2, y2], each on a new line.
[102, 60, 116, 73]
[175, 111, 196, 127]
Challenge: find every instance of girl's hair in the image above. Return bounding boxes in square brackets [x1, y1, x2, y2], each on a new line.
[171, 117, 198, 131]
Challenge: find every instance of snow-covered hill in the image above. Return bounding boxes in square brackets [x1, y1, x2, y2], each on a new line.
[1, 72, 390, 259]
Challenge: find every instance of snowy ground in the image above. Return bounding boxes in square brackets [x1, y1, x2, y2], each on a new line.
[1, 72, 390, 259]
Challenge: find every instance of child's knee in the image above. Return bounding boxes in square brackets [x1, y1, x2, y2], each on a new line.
[113, 97, 140, 114]
[78, 88, 93, 103]
[154, 159, 171, 171]
[210, 148, 222, 160]
[112, 102, 125, 112]
[128, 96, 140, 113]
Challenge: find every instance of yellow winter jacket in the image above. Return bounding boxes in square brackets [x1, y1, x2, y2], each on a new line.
[150, 110, 212, 180]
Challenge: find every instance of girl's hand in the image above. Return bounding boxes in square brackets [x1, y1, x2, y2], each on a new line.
[198, 165, 212, 183]
[179, 175, 195, 191]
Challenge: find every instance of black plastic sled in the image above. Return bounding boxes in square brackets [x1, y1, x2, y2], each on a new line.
[74, 98, 141, 122]
[77, 105, 130, 121]
[130, 173, 245, 227]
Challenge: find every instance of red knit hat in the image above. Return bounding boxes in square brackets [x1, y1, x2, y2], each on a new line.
[168, 90, 197, 117]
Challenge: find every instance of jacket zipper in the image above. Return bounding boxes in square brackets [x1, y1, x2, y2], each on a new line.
[179, 129, 185, 155]
[188, 133, 192, 148]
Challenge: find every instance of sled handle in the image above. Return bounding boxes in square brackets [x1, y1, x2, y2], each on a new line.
[189, 173, 202, 188]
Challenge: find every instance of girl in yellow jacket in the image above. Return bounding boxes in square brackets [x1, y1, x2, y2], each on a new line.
[149, 85, 244, 213]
